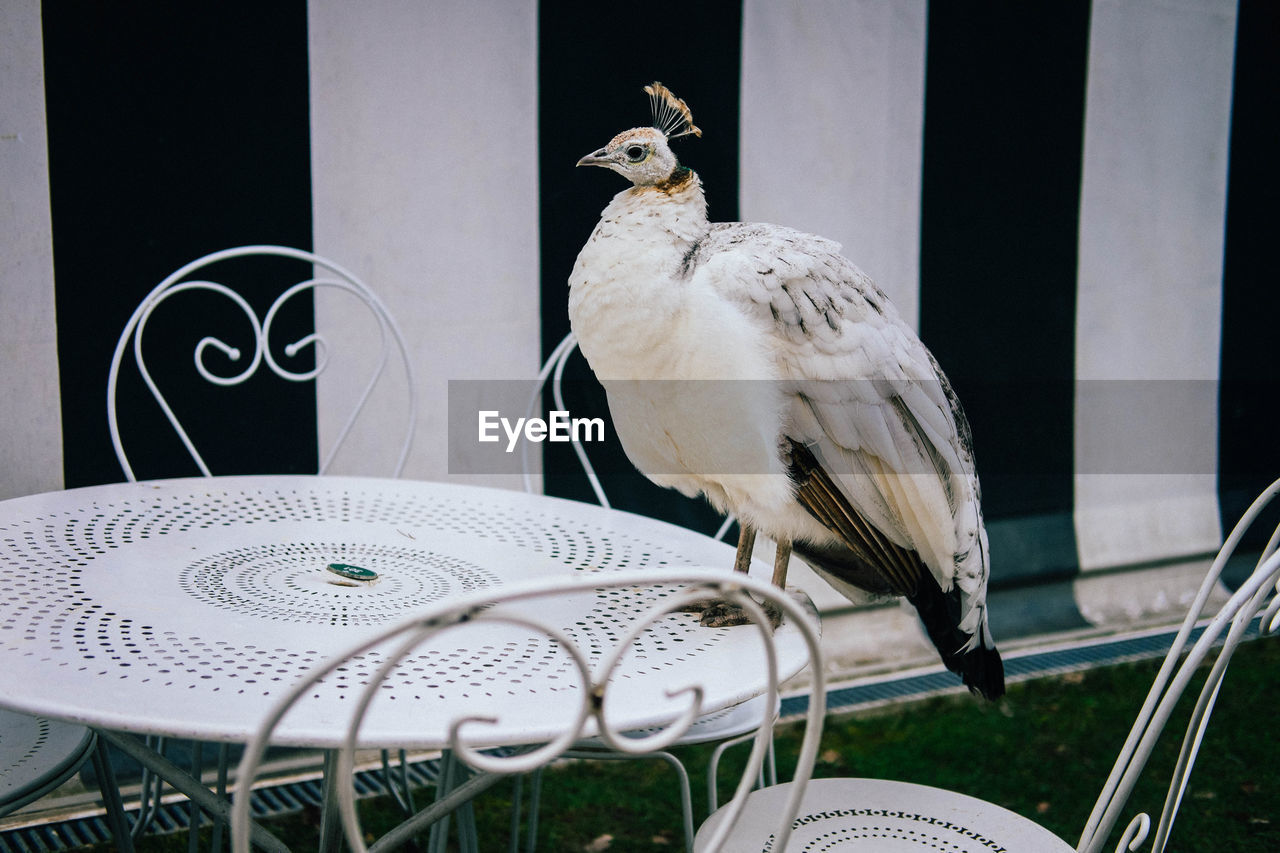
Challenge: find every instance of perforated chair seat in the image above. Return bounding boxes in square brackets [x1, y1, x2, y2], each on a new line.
[0, 710, 97, 818]
[696, 777, 1072, 852]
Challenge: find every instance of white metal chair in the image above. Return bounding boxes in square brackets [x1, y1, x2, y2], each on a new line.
[0, 710, 98, 818]
[696, 476, 1280, 852]
[231, 568, 827, 853]
[108, 244, 416, 481]
[102, 245, 417, 846]
[515, 333, 779, 851]
[0, 245, 417, 844]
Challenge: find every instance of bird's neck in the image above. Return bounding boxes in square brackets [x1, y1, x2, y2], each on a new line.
[589, 169, 710, 265]
[568, 169, 713, 374]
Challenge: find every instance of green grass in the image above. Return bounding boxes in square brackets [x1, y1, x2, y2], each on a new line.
[72, 637, 1278, 851]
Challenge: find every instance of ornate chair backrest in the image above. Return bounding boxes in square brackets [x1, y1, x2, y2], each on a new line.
[108, 245, 416, 481]
[230, 568, 826, 853]
[1079, 477, 1280, 853]
[522, 332, 610, 505]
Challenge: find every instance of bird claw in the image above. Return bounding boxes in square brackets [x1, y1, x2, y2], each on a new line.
[695, 599, 782, 630]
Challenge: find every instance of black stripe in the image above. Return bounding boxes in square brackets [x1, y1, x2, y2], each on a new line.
[43, 3, 315, 486]
[1219, 0, 1280, 560]
[536, 0, 742, 533]
[919, 0, 1089, 519]
[918, 1, 1090, 593]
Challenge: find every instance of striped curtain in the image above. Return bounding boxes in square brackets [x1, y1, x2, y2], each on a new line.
[29, 0, 1277, 639]
[537, 0, 1277, 638]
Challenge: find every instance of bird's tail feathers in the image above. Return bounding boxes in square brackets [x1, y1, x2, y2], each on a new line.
[908, 572, 1005, 701]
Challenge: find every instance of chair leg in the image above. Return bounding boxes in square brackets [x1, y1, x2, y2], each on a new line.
[707, 730, 778, 814]
[648, 752, 694, 853]
[555, 750, 695, 853]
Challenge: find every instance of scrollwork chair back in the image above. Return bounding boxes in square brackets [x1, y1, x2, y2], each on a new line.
[231, 568, 826, 853]
[693, 477, 1280, 853]
[108, 245, 416, 481]
[1076, 476, 1280, 853]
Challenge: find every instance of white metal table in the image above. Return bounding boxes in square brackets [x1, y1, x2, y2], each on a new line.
[0, 475, 812, 847]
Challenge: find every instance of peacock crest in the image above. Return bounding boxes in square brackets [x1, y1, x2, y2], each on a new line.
[645, 82, 702, 140]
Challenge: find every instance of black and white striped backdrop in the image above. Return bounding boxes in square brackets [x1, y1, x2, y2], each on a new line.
[3, 1, 1276, 639]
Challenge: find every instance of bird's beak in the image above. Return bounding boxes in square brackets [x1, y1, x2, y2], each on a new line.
[576, 148, 611, 168]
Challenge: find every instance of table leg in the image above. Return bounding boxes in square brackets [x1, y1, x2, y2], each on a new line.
[426, 753, 454, 853]
[318, 750, 346, 853]
[212, 743, 229, 852]
[523, 768, 543, 853]
[90, 736, 135, 853]
[190, 741, 204, 853]
[96, 729, 291, 853]
[366, 768, 508, 853]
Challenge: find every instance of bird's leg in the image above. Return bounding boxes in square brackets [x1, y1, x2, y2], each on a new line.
[681, 524, 756, 614]
[699, 524, 782, 629]
[754, 537, 794, 628]
[733, 524, 757, 574]
[772, 537, 792, 587]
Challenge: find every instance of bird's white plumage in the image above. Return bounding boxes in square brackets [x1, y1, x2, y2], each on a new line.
[570, 114, 993, 652]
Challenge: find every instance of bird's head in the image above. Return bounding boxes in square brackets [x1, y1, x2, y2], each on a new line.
[577, 82, 701, 188]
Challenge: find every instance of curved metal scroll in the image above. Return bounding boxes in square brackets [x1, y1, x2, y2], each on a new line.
[230, 568, 826, 853]
[107, 245, 416, 480]
[1078, 477, 1280, 853]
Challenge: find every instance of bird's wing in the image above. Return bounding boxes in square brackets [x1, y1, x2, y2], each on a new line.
[689, 223, 988, 624]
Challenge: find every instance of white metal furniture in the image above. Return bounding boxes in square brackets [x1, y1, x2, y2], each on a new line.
[101, 244, 418, 845]
[0, 475, 817, 850]
[232, 567, 826, 853]
[697, 476, 1280, 852]
[108, 244, 416, 480]
[518, 333, 773, 851]
[0, 710, 97, 818]
[1, 244, 416, 835]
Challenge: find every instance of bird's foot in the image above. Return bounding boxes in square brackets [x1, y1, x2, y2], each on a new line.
[696, 598, 782, 630]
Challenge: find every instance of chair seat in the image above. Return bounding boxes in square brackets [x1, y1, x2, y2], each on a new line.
[696, 777, 1074, 852]
[574, 693, 779, 749]
[0, 709, 97, 817]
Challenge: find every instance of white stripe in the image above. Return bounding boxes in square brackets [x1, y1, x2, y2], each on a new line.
[307, 0, 540, 485]
[1073, 0, 1236, 578]
[740, 0, 927, 330]
[0, 1, 64, 500]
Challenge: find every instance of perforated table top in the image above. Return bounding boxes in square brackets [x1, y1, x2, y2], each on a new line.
[0, 476, 808, 749]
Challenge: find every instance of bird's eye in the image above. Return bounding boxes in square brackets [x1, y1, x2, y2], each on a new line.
[625, 145, 648, 163]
